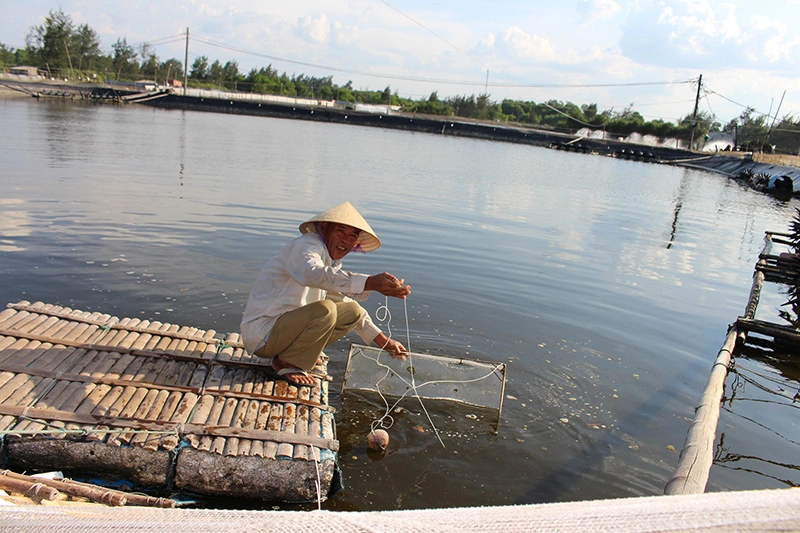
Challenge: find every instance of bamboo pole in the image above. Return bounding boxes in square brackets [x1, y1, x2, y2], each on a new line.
[0, 475, 59, 502]
[664, 327, 739, 494]
[0, 470, 176, 507]
[665, 235, 771, 495]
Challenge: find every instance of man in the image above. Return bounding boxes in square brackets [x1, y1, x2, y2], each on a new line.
[240, 201, 410, 387]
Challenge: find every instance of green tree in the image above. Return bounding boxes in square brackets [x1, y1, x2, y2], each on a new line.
[190, 55, 209, 80]
[112, 37, 138, 80]
[222, 61, 241, 84]
[724, 108, 768, 151]
[25, 8, 74, 76]
[581, 103, 598, 121]
[404, 91, 453, 116]
[160, 58, 183, 83]
[209, 59, 224, 84]
[0, 43, 17, 69]
[70, 23, 101, 71]
[139, 43, 158, 80]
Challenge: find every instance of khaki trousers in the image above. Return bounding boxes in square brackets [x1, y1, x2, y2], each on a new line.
[254, 300, 365, 371]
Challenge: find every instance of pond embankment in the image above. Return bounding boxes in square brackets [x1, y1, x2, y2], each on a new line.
[3, 77, 798, 191]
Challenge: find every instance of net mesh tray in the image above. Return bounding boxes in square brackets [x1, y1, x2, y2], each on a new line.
[342, 344, 506, 413]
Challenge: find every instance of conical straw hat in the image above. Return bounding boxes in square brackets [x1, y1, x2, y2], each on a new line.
[299, 201, 381, 252]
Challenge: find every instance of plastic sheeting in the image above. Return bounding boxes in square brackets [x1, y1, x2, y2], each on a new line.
[2, 488, 799, 532]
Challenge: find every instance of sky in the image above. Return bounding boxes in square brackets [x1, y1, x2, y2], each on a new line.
[2, 0, 799, 125]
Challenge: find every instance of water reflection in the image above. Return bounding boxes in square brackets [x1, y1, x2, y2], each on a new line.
[0, 198, 32, 252]
[1, 97, 799, 509]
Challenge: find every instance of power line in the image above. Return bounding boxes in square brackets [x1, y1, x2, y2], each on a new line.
[185, 34, 693, 91]
[377, 0, 490, 72]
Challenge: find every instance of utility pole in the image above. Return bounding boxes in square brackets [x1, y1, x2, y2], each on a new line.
[689, 74, 702, 150]
[763, 90, 786, 152]
[64, 40, 74, 81]
[183, 27, 189, 96]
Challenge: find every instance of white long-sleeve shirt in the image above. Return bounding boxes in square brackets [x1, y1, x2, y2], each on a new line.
[240, 232, 381, 354]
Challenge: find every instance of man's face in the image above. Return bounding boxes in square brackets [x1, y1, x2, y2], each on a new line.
[322, 223, 361, 260]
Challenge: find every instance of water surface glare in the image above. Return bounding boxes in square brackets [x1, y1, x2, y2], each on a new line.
[1, 97, 798, 509]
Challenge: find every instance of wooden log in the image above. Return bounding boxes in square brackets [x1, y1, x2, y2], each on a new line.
[0, 334, 23, 360]
[276, 402, 297, 459]
[117, 389, 160, 445]
[0, 373, 36, 403]
[37, 381, 85, 433]
[0, 307, 21, 326]
[142, 390, 183, 451]
[5, 311, 38, 334]
[129, 390, 170, 447]
[736, 317, 800, 344]
[0, 338, 37, 366]
[28, 315, 62, 338]
[0, 375, 44, 431]
[209, 397, 238, 454]
[159, 392, 199, 450]
[197, 397, 227, 452]
[0, 309, 32, 331]
[216, 338, 236, 362]
[0, 475, 59, 502]
[293, 385, 312, 461]
[85, 386, 126, 443]
[250, 399, 272, 458]
[0, 405, 339, 450]
[264, 403, 283, 459]
[84, 329, 141, 442]
[101, 386, 139, 446]
[13, 379, 72, 433]
[0, 370, 14, 390]
[237, 400, 260, 457]
[185, 395, 216, 450]
[16, 314, 54, 338]
[0, 470, 124, 505]
[222, 399, 249, 456]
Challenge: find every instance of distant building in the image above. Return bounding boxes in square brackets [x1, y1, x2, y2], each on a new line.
[9, 66, 40, 77]
[133, 80, 157, 92]
[702, 131, 736, 152]
[166, 79, 182, 88]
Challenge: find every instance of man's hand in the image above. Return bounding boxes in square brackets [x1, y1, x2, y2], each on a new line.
[374, 333, 408, 360]
[365, 272, 411, 299]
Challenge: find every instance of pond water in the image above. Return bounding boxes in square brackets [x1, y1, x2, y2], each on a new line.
[0, 96, 798, 510]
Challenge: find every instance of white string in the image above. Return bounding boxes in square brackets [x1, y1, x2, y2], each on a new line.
[372, 296, 445, 447]
[311, 445, 322, 510]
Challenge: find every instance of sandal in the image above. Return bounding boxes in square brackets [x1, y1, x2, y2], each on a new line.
[266, 365, 317, 388]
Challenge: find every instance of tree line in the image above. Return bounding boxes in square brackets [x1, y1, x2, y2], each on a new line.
[3, 8, 800, 154]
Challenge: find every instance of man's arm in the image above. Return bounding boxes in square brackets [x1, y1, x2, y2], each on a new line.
[373, 332, 408, 359]
[365, 272, 411, 298]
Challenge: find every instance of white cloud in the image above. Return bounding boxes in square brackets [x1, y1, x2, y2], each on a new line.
[332, 21, 360, 46]
[501, 26, 556, 61]
[751, 14, 800, 63]
[296, 13, 331, 44]
[656, 1, 742, 54]
[577, 0, 621, 25]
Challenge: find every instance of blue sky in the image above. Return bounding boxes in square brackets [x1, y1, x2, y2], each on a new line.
[2, 0, 799, 124]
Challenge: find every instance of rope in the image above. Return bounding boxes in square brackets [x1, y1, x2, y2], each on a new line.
[370, 297, 445, 447]
[0, 428, 179, 437]
[311, 445, 323, 510]
[360, 294, 506, 448]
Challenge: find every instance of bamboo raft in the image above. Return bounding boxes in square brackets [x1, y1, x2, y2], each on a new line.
[0, 301, 339, 503]
[665, 231, 799, 495]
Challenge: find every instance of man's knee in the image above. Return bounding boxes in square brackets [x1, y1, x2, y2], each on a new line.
[337, 301, 365, 327]
[310, 299, 337, 328]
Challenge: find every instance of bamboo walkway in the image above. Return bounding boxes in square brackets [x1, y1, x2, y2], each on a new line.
[0, 301, 338, 503]
[665, 231, 799, 495]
